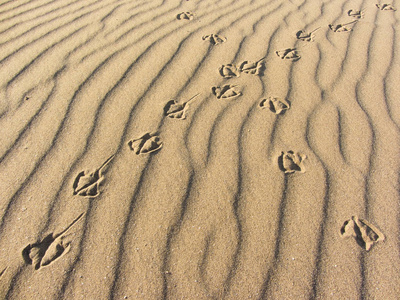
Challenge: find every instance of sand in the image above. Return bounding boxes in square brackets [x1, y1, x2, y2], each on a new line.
[0, 0, 399, 299]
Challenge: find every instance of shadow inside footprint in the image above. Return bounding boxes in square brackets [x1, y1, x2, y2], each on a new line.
[219, 64, 240, 78]
[329, 20, 358, 32]
[340, 216, 385, 251]
[211, 85, 242, 99]
[278, 151, 306, 173]
[202, 34, 227, 45]
[22, 213, 84, 270]
[376, 3, 397, 10]
[176, 12, 194, 20]
[128, 132, 163, 154]
[259, 97, 291, 114]
[73, 155, 114, 198]
[276, 48, 301, 61]
[348, 9, 365, 18]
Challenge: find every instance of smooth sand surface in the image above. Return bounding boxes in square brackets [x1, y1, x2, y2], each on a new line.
[0, 0, 399, 299]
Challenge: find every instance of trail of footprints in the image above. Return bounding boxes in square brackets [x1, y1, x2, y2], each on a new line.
[10, 0, 395, 281]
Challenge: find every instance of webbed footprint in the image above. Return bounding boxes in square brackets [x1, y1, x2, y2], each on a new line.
[296, 27, 320, 42]
[73, 155, 114, 198]
[163, 94, 199, 119]
[340, 216, 385, 251]
[348, 9, 365, 19]
[329, 20, 358, 32]
[128, 132, 163, 154]
[219, 64, 240, 78]
[276, 48, 301, 61]
[259, 97, 290, 114]
[22, 213, 85, 270]
[202, 34, 226, 45]
[211, 85, 242, 99]
[376, 3, 396, 10]
[278, 151, 306, 173]
[176, 12, 194, 20]
[238, 58, 265, 75]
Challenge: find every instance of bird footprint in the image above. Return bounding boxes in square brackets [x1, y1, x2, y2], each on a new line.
[128, 132, 163, 154]
[163, 94, 199, 119]
[276, 48, 301, 61]
[340, 216, 385, 251]
[329, 20, 358, 32]
[219, 58, 265, 78]
[176, 12, 194, 20]
[219, 64, 240, 78]
[348, 9, 365, 19]
[259, 97, 291, 114]
[73, 155, 114, 198]
[376, 3, 396, 11]
[211, 85, 242, 99]
[202, 34, 227, 45]
[278, 151, 306, 173]
[296, 27, 320, 42]
[22, 213, 85, 270]
[238, 58, 265, 75]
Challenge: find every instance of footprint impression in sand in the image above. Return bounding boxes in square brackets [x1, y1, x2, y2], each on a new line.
[259, 97, 291, 114]
[219, 64, 240, 78]
[296, 27, 320, 42]
[219, 58, 265, 78]
[340, 216, 385, 251]
[163, 94, 199, 120]
[176, 12, 194, 20]
[376, 3, 397, 11]
[73, 155, 114, 198]
[238, 58, 265, 75]
[22, 213, 85, 270]
[348, 9, 365, 19]
[329, 20, 358, 32]
[202, 34, 227, 45]
[278, 151, 306, 173]
[128, 132, 163, 154]
[212, 85, 242, 99]
[276, 48, 301, 61]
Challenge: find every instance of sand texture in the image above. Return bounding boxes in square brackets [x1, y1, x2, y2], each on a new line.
[0, 0, 399, 299]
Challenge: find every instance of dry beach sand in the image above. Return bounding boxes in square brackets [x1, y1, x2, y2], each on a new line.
[0, 0, 399, 298]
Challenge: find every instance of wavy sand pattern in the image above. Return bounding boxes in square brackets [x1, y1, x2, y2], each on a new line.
[0, 0, 399, 299]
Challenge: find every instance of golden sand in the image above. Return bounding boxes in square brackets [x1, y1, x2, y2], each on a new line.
[0, 0, 399, 298]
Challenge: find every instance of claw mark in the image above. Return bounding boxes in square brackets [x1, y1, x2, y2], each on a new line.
[176, 12, 194, 20]
[219, 64, 240, 78]
[202, 34, 227, 45]
[329, 20, 358, 32]
[348, 9, 365, 19]
[276, 48, 301, 61]
[340, 216, 385, 251]
[259, 97, 291, 114]
[211, 85, 242, 99]
[296, 27, 320, 42]
[128, 132, 163, 154]
[376, 3, 396, 10]
[278, 151, 306, 173]
[22, 213, 85, 270]
[164, 94, 199, 119]
[73, 155, 115, 198]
